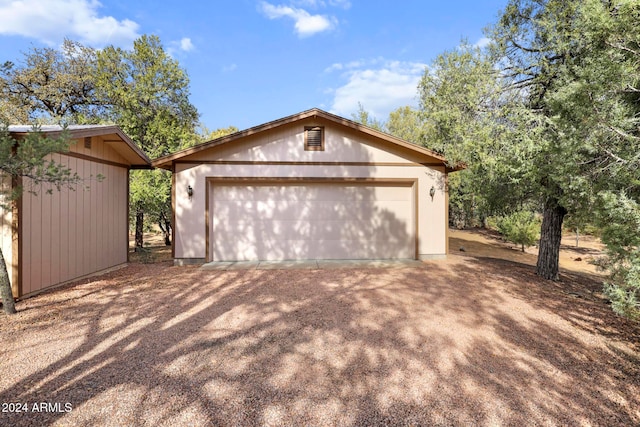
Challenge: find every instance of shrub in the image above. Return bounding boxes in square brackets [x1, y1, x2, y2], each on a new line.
[497, 211, 539, 252]
[484, 215, 500, 231]
[598, 247, 640, 321]
[595, 192, 640, 320]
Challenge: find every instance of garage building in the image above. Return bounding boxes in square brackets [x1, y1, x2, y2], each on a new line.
[2, 125, 150, 298]
[152, 109, 457, 264]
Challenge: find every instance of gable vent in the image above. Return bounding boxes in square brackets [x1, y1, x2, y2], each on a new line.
[84, 137, 92, 149]
[304, 126, 324, 151]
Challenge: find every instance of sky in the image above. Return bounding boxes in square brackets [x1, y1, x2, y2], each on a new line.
[0, 0, 509, 131]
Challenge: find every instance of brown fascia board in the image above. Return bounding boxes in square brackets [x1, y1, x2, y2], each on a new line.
[152, 108, 463, 171]
[95, 127, 152, 166]
[151, 111, 320, 169]
[312, 109, 464, 172]
[9, 125, 151, 167]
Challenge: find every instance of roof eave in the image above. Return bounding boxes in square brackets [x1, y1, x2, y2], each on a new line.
[152, 108, 453, 170]
[9, 125, 151, 167]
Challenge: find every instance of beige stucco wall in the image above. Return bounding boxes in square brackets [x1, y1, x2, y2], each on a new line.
[184, 121, 426, 164]
[173, 120, 447, 261]
[20, 149, 128, 297]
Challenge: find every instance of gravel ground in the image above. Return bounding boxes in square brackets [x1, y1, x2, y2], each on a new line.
[1, 255, 639, 426]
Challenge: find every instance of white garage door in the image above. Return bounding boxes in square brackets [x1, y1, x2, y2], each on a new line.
[209, 181, 416, 261]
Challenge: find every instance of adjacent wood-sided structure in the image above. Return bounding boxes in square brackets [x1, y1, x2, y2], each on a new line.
[153, 108, 459, 264]
[1, 125, 150, 298]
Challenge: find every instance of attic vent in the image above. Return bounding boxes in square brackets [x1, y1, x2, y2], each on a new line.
[304, 126, 324, 151]
[84, 137, 92, 149]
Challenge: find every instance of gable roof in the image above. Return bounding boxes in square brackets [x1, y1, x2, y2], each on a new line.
[152, 108, 460, 171]
[8, 124, 151, 168]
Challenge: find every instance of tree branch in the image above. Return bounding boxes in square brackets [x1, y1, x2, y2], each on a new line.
[509, 37, 542, 54]
[606, 41, 640, 57]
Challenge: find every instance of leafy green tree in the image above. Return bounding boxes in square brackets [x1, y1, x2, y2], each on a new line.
[595, 192, 640, 320]
[416, 41, 533, 228]
[418, 41, 496, 159]
[351, 102, 385, 131]
[0, 125, 78, 314]
[0, 39, 104, 124]
[567, 0, 640, 319]
[497, 211, 540, 252]
[95, 35, 199, 158]
[489, 0, 640, 280]
[0, 75, 29, 124]
[129, 125, 238, 247]
[128, 169, 172, 246]
[489, 0, 582, 279]
[199, 125, 240, 141]
[414, 0, 640, 312]
[386, 106, 422, 144]
[1, 35, 204, 250]
[95, 35, 200, 249]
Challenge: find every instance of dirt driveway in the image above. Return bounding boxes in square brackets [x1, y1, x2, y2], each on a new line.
[1, 254, 639, 426]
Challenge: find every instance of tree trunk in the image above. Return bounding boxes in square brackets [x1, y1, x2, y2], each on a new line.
[163, 218, 171, 246]
[135, 209, 144, 251]
[158, 212, 172, 246]
[536, 197, 567, 281]
[0, 248, 17, 315]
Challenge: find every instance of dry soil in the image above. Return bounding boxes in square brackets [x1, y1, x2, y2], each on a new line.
[0, 229, 638, 426]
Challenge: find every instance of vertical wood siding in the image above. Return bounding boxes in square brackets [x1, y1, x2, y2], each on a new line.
[20, 150, 128, 296]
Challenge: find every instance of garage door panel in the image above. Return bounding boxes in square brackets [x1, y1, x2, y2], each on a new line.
[216, 217, 407, 241]
[213, 238, 410, 261]
[216, 185, 409, 202]
[215, 200, 410, 222]
[211, 183, 415, 261]
[215, 202, 317, 221]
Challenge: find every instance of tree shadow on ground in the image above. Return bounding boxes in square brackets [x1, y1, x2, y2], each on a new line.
[0, 256, 638, 426]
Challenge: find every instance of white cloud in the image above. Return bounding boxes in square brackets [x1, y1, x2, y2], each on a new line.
[0, 0, 139, 47]
[259, 1, 336, 37]
[168, 37, 195, 57]
[324, 58, 383, 73]
[180, 37, 194, 52]
[474, 37, 491, 49]
[328, 60, 427, 120]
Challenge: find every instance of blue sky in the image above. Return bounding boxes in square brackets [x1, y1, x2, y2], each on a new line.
[0, 0, 508, 131]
